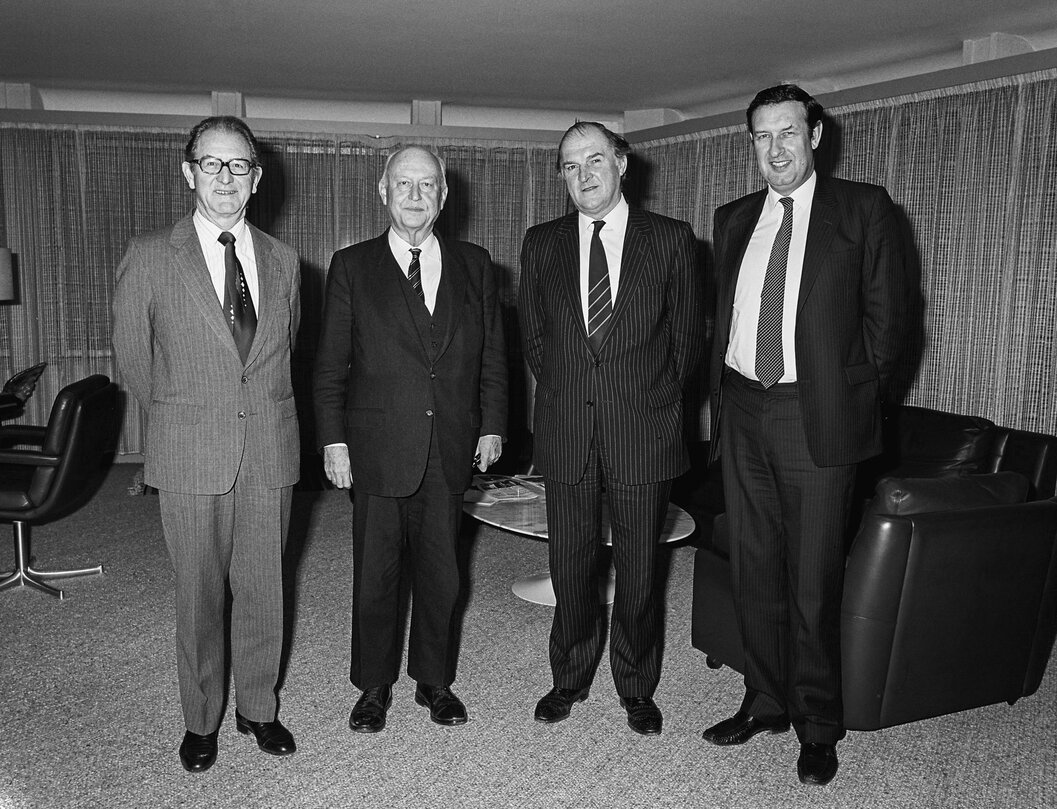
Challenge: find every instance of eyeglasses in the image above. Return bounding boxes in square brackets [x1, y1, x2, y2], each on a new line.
[188, 156, 257, 176]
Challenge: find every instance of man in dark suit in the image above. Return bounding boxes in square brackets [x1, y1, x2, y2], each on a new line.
[701, 85, 905, 785]
[313, 145, 507, 733]
[113, 117, 301, 772]
[518, 122, 702, 735]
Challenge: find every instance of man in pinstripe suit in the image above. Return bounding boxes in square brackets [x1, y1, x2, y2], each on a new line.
[113, 117, 300, 773]
[701, 85, 905, 785]
[518, 122, 703, 735]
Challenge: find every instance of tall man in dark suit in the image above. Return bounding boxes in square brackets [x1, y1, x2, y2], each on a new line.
[113, 117, 301, 772]
[314, 146, 507, 733]
[518, 122, 702, 735]
[701, 85, 905, 786]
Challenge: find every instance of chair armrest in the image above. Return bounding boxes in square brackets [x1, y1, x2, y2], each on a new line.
[0, 448, 61, 467]
[0, 425, 46, 448]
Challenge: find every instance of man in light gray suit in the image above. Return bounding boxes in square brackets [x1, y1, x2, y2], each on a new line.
[113, 117, 301, 773]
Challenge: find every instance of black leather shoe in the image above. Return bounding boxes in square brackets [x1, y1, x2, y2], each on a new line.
[701, 710, 790, 745]
[414, 683, 468, 726]
[349, 685, 393, 733]
[534, 687, 589, 724]
[620, 696, 662, 735]
[797, 743, 839, 786]
[235, 711, 296, 756]
[179, 730, 218, 773]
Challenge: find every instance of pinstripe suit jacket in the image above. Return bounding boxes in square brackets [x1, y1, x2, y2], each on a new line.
[708, 177, 905, 467]
[112, 213, 301, 493]
[312, 230, 507, 497]
[518, 207, 704, 485]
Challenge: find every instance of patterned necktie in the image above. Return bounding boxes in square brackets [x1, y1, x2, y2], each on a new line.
[755, 197, 793, 388]
[218, 231, 257, 364]
[587, 220, 613, 353]
[408, 247, 424, 300]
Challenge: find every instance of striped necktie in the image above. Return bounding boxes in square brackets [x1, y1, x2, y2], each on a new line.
[587, 220, 612, 353]
[408, 247, 424, 300]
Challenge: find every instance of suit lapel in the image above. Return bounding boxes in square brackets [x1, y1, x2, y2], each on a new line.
[608, 207, 649, 338]
[245, 224, 279, 366]
[551, 213, 589, 346]
[168, 215, 242, 361]
[798, 178, 839, 315]
[432, 234, 466, 361]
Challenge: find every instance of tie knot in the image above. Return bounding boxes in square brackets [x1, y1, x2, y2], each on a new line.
[779, 197, 792, 211]
[218, 231, 235, 247]
[592, 220, 605, 234]
[410, 248, 421, 259]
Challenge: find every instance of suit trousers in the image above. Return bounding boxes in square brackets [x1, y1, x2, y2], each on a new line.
[350, 429, 462, 689]
[720, 370, 854, 745]
[158, 478, 293, 735]
[546, 436, 671, 697]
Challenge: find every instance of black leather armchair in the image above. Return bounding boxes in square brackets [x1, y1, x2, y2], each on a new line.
[0, 374, 119, 599]
[691, 405, 1057, 730]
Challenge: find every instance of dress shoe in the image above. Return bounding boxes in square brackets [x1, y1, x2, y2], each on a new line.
[414, 683, 468, 726]
[620, 696, 662, 735]
[797, 742, 839, 786]
[235, 711, 296, 756]
[701, 710, 790, 745]
[179, 730, 218, 773]
[534, 687, 589, 724]
[349, 685, 393, 733]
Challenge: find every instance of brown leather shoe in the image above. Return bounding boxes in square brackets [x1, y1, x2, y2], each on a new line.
[701, 710, 790, 745]
[797, 743, 839, 786]
[179, 730, 218, 773]
[534, 687, 589, 723]
[235, 711, 296, 756]
[414, 683, 468, 726]
[349, 685, 393, 733]
[620, 696, 662, 735]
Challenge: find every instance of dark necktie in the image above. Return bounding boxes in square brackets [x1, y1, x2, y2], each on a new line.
[587, 220, 613, 353]
[755, 197, 793, 388]
[218, 231, 257, 364]
[408, 247, 424, 300]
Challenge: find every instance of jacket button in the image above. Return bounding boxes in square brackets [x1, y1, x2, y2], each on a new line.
[586, 401, 594, 407]
[430, 372, 437, 379]
[426, 409, 434, 417]
[238, 411, 246, 419]
[241, 376, 248, 384]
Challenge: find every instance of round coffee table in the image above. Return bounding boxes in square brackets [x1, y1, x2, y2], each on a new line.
[463, 476, 696, 605]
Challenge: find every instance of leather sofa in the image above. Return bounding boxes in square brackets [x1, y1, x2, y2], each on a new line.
[690, 405, 1057, 730]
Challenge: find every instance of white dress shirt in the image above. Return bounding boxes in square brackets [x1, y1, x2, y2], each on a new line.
[389, 229, 441, 314]
[578, 195, 629, 329]
[725, 172, 816, 383]
[191, 209, 260, 311]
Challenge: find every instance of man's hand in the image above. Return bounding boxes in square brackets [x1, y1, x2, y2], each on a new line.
[475, 435, 502, 472]
[323, 444, 353, 489]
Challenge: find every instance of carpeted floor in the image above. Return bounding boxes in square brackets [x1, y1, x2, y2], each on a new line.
[1, 468, 1055, 809]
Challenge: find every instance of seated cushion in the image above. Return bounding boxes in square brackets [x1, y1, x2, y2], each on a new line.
[866, 471, 1028, 518]
[885, 405, 996, 478]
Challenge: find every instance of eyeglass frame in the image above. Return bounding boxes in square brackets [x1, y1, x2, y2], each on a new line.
[187, 156, 259, 176]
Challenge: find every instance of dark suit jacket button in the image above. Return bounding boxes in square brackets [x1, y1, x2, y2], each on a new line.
[426, 409, 434, 417]
[238, 411, 246, 419]
[241, 376, 248, 384]
[430, 372, 437, 379]
[586, 401, 594, 407]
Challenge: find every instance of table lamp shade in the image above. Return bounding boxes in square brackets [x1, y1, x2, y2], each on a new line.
[0, 248, 13, 301]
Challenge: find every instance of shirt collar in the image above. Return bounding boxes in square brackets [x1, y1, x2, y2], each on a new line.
[193, 209, 248, 243]
[577, 194, 629, 234]
[388, 228, 439, 260]
[766, 171, 816, 209]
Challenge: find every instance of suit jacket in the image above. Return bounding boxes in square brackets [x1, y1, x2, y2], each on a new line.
[112, 213, 301, 493]
[708, 176, 905, 467]
[518, 207, 703, 485]
[312, 230, 507, 497]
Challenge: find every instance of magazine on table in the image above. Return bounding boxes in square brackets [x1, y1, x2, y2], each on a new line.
[465, 474, 542, 505]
